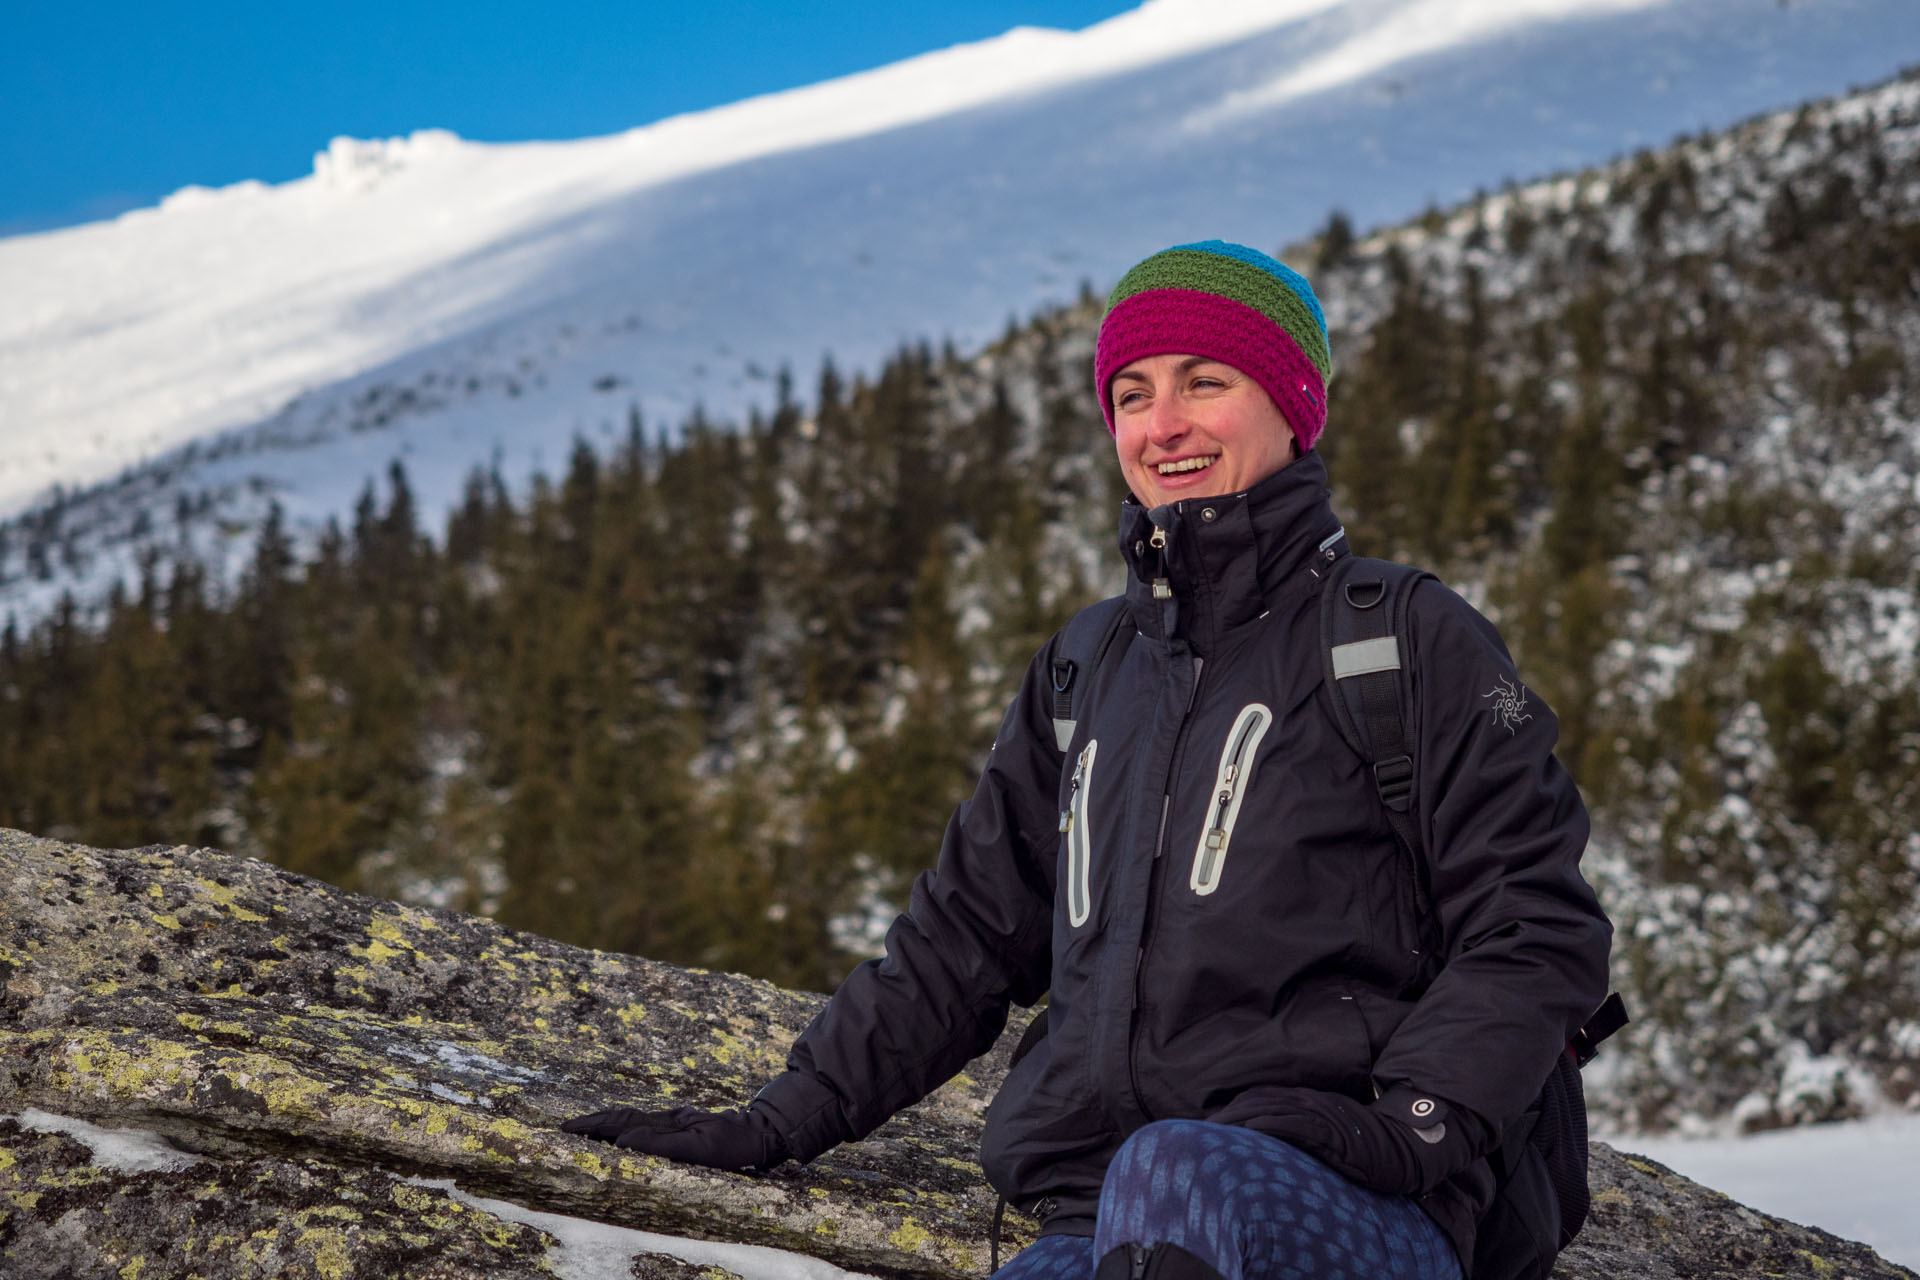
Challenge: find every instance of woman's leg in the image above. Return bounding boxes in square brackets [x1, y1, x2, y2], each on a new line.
[991, 1231, 1097, 1280]
[1091, 1118, 1460, 1280]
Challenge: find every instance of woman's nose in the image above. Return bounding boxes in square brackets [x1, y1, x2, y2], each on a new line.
[1145, 395, 1189, 443]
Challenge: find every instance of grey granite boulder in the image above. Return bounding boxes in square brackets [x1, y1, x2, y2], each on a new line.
[0, 828, 1911, 1279]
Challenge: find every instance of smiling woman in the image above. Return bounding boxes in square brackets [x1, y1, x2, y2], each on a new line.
[563, 238, 1615, 1280]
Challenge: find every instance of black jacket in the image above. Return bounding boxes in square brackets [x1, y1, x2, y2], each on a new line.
[757, 453, 1613, 1266]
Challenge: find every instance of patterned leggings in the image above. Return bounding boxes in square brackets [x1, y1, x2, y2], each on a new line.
[993, 1120, 1461, 1280]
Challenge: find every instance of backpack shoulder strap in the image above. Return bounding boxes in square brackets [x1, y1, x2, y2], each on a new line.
[1050, 595, 1131, 752]
[1320, 555, 1436, 909]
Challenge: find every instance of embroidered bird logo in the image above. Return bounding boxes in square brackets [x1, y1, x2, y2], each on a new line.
[1481, 675, 1533, 735]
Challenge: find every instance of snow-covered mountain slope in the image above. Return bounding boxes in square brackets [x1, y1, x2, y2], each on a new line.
[2, 0, 1916, 616]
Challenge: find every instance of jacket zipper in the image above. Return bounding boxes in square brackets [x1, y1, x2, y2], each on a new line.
[1059, 739, 1098, 927]
[1127, 651, 1203, 1119]
[1189, 703, 1273, 895]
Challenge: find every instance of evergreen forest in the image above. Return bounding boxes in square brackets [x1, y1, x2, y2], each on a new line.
[4, 72, 1919, 1132]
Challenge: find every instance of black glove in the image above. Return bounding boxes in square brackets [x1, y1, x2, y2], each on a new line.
[1207, 1084, 1490, 1196]
[560, 1102, 791, 1171]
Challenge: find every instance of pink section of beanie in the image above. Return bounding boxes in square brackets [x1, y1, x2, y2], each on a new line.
[1094, 289, 1326, 453]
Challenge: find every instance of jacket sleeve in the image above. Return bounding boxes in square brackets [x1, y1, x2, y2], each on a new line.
[1366, 580, 1614, 1128]
[754, 637, 1065, 1159]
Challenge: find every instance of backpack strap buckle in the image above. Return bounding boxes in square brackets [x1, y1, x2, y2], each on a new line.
[1373, 754, 1414, 812]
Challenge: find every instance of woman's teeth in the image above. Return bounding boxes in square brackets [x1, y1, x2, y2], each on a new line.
[1157, 456, 1217, 475]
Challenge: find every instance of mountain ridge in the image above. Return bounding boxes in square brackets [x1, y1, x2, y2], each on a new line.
[4, 0, 1918, 622]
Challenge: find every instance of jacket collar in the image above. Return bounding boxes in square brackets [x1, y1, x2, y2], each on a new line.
[1116, 451, 1346, 655]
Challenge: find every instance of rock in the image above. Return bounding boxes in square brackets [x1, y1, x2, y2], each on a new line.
[0, 828, 1911, 1279]
[0, 1113, 561, 1279]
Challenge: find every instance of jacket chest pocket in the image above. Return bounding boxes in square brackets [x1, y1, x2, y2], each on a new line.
[1189, 703, 1272, 896]
[1059, 739, 1099, 927]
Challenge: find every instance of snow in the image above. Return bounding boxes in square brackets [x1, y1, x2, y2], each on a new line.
[1187, 0, 1662, 126]
[1611, 1111, 1920, 1270]
[12, 1107, 204, 1173]
[408, 1176, 878, 1280]
[5, 0, 1920, 623]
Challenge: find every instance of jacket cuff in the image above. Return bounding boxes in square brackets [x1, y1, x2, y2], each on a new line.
[752, 1070, 853, 1164]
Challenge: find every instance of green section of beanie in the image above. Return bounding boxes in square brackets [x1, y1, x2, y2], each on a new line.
[1106, 248, 1332, 379]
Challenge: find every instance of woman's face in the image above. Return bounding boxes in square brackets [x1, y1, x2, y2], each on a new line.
[1110, 353, 1297, 508]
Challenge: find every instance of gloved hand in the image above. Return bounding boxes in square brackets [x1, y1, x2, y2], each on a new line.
[1207, 1084, 1491, 1196]
[560, 1102, 791, 1171]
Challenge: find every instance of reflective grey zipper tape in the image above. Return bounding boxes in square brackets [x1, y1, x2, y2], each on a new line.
[1066, 740, 1098, 927]
[1190, 704, 1272, 896]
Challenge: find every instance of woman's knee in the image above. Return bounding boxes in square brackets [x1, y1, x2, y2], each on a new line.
[992, 1232, 1095, 1280]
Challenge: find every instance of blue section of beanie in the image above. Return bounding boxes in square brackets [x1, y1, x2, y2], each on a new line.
[1169, 239, 1328, 339]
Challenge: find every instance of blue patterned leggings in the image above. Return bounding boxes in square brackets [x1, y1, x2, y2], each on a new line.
[993, 1119, 1460, 1280]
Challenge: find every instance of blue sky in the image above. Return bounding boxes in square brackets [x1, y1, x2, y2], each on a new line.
[2, 1, 1136, 236]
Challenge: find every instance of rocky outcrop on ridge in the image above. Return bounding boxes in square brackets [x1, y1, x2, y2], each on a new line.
[1, 829, 1912, 1279]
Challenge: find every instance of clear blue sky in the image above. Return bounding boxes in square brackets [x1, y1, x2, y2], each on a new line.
[2, 2, 1136, 236]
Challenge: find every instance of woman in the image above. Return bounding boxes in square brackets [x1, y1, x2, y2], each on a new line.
[564, 241, 1613, 1280]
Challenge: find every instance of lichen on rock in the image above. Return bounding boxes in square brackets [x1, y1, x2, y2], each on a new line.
[1, 828, 1912, 1279]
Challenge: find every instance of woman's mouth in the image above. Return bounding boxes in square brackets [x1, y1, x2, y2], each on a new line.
[1157, 455, 1218, 475]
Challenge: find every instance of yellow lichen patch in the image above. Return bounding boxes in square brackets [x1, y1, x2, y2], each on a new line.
[614, 1002, 648, 1028]
[197, 878, 269, 923]
[1797, 1251, 1836, 1275]
[57, 1030, 201, 1096]
[118, 1256, 145, 1280]
[296, 1227, 355, 1280]
[8, 1189, 41, 1211]
[366, 913, 417, 948]
[571, 1148, 611, 1179]
[1593, 1187, 1630, 1207]
[88, 980, 122, 997]
[258, 1068, 336, 1118]
[888, 1218, 932, 1253]
[814, 1220, 840, 1236]
[35, 1164, 107, 1189]
[152, 915, 181, 931]
[1624, 1158, 1663, 1177]
[808, 1187, 830, 1200]
[707, 1028, 753, 1066]
[147, 885, 163, 898]
[0, 1147, 15, 1172]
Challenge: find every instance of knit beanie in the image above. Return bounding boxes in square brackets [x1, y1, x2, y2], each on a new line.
[1094, 240, 1332, 453]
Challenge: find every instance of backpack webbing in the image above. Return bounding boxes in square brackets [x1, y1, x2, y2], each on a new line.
[1050, 596, 1132, 752]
